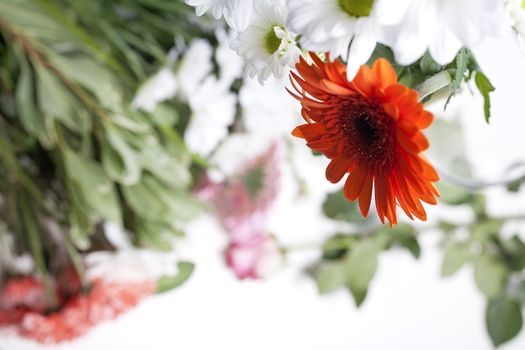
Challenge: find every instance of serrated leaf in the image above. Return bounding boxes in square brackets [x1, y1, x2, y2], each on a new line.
[486, 296, 523, 347]
[156, 261, 195, 293]
[474, 255, 507, 298]
[441, 242, 471, 277]
[315, 263, 346, 294]
[474, 71, 495, 123]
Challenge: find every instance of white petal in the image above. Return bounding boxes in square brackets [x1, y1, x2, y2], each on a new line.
[346, 21, 377, 80]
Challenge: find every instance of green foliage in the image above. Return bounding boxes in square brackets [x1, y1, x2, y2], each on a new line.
[322, 189, 369, 224]
[475, 71, 496, 123]
[314, 262, 346, 294]
[0, 0, 207, 290]
[441, 242, 471, 277]
[156, 261, 195, 293]
[486, 296, 523, 347]
[368, 45, 494, 122]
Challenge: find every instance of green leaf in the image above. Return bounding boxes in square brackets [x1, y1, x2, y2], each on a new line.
[474, 255, 508, 298]
[345, 239, 380, 306]
[101, 127, 141, 185]
[35, 64, 83, 132]
[474, 71, 495, 123]
[47, 53, 122, 112]
[471, 219, 503, 243]
[14, 48, 54, 147]
[436, 182, 472, 205]
[441, 242, 471, 277]
[321, 234, 352, 260]
[322, 190, 367, 224]
[451, 48, 469, 92]
[63, 149, 121, 223]
[486, 296, 523, 347]
[156, 261, 195, 293]
[384, 224, 420, 259]
[349, 286, 368, 307]
[314, 262, 346, 294]
[502, 235, 525, 271]
[419, 52, 443, 75]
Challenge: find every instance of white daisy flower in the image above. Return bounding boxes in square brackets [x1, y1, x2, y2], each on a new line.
[287, 0, 410, 80]
[215, 28, 244, 88]
[131, 67, 178, 112]
[184, 76, 236, 157]
[503, 0, 525, 52]
[230, 0, 301, 84]
[177, 39, 214, 98]
[239, 76, 301, 141]
[185, 0, 254, 32]
[380, 0, 508, 65]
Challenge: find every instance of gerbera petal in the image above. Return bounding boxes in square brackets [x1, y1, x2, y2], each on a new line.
[372, 58, 398, 88]
[320, 79, 355, 95]
[358, 175, 373, 217]
[374, 176, 387, 224]
[344, 168, 367, 201]
[326, 156, 352, 183]
[351, 64, 377, 99]
[292, 123, 325, 138]
[416, 110, 434, 129]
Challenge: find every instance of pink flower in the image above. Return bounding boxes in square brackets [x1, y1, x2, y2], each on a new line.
[205, 141, 282, 239]
[225, 233, 284, 280]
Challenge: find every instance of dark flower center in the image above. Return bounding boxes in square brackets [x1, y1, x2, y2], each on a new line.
[339, 96, 396, 174]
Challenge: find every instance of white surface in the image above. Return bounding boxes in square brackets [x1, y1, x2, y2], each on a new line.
[2, 34, 525, 350]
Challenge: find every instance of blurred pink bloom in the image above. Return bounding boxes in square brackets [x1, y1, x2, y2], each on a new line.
[202, 142, 282, 239]
[225, 233, 283, 280]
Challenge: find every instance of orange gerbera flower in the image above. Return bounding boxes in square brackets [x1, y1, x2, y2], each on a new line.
[289, 54, 439, 226]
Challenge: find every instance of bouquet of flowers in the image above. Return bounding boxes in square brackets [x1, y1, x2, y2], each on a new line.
[1, 0, 525, 347]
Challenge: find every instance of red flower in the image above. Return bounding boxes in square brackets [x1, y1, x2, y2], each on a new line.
[289, 54, 439, 225]
[0, 278, 154, 343]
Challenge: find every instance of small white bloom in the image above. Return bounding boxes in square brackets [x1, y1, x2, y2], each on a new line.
[231, 0, 301, 84]
[185, 0, 254, 31]
[85, 249, 179, 283]
[381, 0, 508, 65]
[215, 28, 244, 88]
[504, 0, 525, 52]
[239, 76, 301, 140]
[177, 39, 214, 98]
[287, 0, 409, 80]
[184, 76, 236, 157]
[131, 67, 178, 112]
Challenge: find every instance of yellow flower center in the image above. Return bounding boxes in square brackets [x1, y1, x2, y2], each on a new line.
[522, 0, 525, 10]
[264, 27, 281, 54]
[339, 0, 374, 17]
